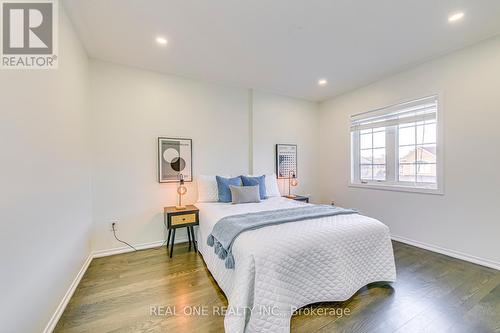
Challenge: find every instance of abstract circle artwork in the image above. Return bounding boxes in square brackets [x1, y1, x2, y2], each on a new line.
[158, 138, 192, 183]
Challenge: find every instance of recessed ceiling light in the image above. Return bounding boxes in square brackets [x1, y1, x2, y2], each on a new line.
[448, 12, 464, 23]
[156, 36, 168, 45]
[318, 79, 327, 86]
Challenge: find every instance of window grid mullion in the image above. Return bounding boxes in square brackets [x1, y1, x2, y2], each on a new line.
[358, 131, 363, 181]
[414, 123, 417, 182]
[386, 126, 396, 183]
[371, 129, 374, 180]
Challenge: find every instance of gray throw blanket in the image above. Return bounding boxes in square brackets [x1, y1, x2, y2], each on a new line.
[207, 205, 357, 269]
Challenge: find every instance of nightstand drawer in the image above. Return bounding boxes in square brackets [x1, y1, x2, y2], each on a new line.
[171, 213, 197, 225]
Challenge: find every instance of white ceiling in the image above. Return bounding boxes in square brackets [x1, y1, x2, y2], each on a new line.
[64, 0, 500, 101]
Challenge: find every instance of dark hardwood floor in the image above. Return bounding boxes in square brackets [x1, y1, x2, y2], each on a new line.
[54, 241, 500, 333]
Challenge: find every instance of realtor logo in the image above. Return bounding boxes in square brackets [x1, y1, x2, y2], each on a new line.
[1, 0, 58, 69]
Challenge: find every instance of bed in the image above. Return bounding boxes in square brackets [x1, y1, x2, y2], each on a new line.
[196, 196, 396, 333]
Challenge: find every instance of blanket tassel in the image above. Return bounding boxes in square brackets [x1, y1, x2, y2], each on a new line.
[214, 241, 222, 255]
[218, 247, 227, 259]
[207, 234, 214, 246]
[225, 253, 235, 269]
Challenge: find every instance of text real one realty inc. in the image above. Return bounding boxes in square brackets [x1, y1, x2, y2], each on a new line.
[149, 305, 351, 317]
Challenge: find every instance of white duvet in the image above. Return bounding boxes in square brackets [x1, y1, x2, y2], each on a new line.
[196, 197, 396, 333]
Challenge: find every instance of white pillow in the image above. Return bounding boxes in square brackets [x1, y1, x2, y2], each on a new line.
[264, 173, 281, 197]
[197, 175, 220, 202]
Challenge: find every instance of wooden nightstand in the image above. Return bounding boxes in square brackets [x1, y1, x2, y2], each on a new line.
[284, 195, 310, 203]
[164, 205, 199, 258]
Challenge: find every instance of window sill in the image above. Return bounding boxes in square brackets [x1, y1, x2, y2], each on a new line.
[349, 182, 443, 195]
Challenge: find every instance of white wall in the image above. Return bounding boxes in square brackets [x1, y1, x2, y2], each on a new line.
[319, 36, 500, 266]
[89, 60, 251, 251]
[89, 61, 321, 252]
[252, 91, 320, 200]
[0, 5, 92, 333]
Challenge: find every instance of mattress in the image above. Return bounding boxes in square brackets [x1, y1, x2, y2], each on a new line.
[196, 197, 396, 333]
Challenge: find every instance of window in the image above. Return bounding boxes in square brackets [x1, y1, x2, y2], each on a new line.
[350, 95, 442, 194]
[359, 127, 386, 181]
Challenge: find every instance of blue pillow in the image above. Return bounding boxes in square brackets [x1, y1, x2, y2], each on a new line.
[216, 176, 242, 203]
[241, 175, 267, 200]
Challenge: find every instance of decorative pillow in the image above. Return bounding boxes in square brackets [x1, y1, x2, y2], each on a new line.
[264, 173, 281, 197]
[241, 175, 267, 199]
[229, 185, 261, 204]
[216, 176, 242, 203]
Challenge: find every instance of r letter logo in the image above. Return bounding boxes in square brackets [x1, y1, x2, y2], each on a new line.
[1, 0, 58, 69]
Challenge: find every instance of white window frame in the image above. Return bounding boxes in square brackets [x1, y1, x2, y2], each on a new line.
[349, 94, 444, 195]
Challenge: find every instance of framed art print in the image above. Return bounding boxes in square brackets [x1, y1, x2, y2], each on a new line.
[158, 137, 192, 183]
[276, 144, 297, 179]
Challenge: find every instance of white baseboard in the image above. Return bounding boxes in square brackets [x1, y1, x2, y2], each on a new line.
[44, 235, 189, 332]
[93, 235, 189, 258]
[391, 234, 500, 271]
[43, 253, 93, 333]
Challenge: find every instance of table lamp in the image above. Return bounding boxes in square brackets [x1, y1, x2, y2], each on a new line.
[286, 170, 298, 198]
[176, 174, 187, 210]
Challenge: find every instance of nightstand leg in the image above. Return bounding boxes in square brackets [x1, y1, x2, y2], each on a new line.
[166, 229, 172, 251]
[169, 229, 176, 258]
[190, 226, 197, 252]
[187, 227, 191, 251]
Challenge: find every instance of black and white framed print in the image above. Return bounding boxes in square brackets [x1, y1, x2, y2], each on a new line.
[158, 138, 192, 183]
[276, 144, 297, 179]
